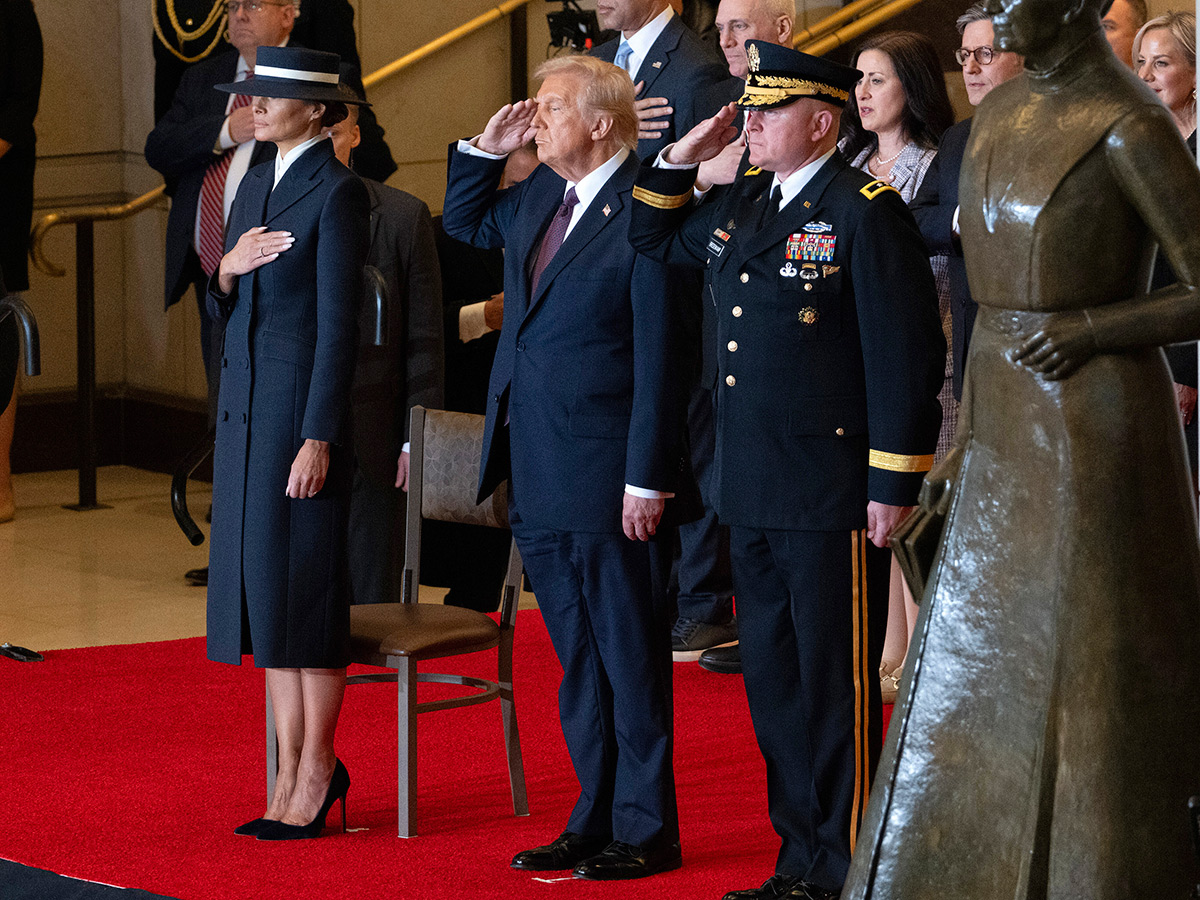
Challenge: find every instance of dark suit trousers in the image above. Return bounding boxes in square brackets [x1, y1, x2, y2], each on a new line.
[511, 507, 679, 848]
[674, 383, 733, 623]
[347, 465, 404, 605]
[729, 525, 888, 890]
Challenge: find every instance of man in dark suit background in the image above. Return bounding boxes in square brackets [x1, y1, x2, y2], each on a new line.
[152, 0, 395, 184]
[909, 1, 1023, 401]
[669, 0, 797, 673]
[443, 54, 688, 881]
[591, 0, 729, 160]
[327, 101, 444, 605]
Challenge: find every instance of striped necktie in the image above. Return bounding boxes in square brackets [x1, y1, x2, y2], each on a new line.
[197, 90, 253, 277]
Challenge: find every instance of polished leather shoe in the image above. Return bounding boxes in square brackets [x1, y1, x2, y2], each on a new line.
[788, 882, 839, 900]
[511, 831, 612, 871]
[572, 839, 682, 880]
[185, 566, 208, 586]
[722, 873, 805, 900]
[699, 642, 741, 674]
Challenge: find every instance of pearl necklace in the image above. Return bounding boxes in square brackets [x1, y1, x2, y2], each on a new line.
[874, 147, 903, 167]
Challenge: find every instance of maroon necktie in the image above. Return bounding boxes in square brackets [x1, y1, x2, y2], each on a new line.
[197, 91, 253, 276]
[529, 187, 579, 297]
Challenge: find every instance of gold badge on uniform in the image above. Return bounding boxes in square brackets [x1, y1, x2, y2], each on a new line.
[799, 307, 819, 325]
[823, 265, 840, 277]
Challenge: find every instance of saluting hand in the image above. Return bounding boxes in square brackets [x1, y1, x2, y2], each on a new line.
[217, 226, 294, 294]
[478, 99, 539, 156]
[287, 439, 329, 499]
[663, 102, 739, 167]
[697, 132, 746, 191]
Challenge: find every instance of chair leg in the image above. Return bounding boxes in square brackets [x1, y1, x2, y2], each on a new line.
[397, 656, 417, 837]
[498, 631, 529, 817]
[265, 680, 278, 802]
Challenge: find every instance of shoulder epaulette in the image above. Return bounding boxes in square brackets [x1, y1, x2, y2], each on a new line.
[860, 179, 901, 200]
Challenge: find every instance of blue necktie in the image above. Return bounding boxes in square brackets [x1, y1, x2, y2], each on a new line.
[614, 39, 633, 75]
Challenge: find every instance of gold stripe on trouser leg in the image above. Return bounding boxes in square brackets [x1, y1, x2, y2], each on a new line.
[849, 529, 870, 852]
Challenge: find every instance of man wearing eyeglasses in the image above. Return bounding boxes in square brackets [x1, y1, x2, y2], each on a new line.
[909, 1, 1023, 401]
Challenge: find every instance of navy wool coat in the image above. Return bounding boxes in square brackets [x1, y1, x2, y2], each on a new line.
[206, 139, 370, 668]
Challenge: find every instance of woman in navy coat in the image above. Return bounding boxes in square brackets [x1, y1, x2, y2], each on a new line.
[205, 47, 369, 841]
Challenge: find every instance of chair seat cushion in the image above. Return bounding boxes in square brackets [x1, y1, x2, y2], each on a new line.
[350, 603, 501, 663]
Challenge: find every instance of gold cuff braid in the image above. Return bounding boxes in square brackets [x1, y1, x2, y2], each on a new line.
[869, 449, 935, 473]
[632, 185, 692, 210]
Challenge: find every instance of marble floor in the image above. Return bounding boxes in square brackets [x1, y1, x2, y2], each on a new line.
[0, 466, 528, 654]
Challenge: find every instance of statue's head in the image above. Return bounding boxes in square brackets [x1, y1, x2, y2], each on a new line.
[987, 0, 1103, 56]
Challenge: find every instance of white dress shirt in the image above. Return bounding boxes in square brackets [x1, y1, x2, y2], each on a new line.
[621, 5, 674, 82]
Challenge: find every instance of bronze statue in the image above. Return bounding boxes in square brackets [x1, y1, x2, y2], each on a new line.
[842, 0, 1200, 895]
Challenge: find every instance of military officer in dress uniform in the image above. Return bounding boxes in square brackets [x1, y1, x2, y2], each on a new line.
[628, 41, 945, 900]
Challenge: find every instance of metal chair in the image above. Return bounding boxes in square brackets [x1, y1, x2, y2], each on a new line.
[265, 406, 528, 837]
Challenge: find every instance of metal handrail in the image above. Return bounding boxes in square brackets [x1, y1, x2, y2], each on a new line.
[796, 0, 928, 55]
[792, 0, 893, 49]
[363, 0, 537, 89]
[31, 184, 166, 278]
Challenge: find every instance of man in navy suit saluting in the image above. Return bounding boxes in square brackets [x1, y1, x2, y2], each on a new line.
[443, 54, 688, 881]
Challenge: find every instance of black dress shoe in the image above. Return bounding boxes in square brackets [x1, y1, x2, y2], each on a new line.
[787, 882, 839, 900]
[722, 873, 805, 900]
[572, 840, 682, 880]
[511, 831, 612, 871]
[185, 566, 208, 586]
[699, 642, 741, 674]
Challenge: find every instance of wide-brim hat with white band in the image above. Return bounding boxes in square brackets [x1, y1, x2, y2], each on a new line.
[215, 46, 366, 105]
[737, 40, 860, 110]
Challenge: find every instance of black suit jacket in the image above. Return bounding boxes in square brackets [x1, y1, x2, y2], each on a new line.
[444, 147, 689, 534]
[351, 179, 444, 487]
[145, 49, 274, 309]
[591, 14, 728, 161]
[910, 117, 972, 400]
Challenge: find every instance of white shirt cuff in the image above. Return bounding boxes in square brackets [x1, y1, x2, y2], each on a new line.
[457, 137, 508, 160]
[951, 205, 961, 237]
[625, 485, 674, 499]
[218, 116, 237, 151]
[401, 442, 410, 455]
[654, 143, 698, 170]
[459, 300, 495, 343]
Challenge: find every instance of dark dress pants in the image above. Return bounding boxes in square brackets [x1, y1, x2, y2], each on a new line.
[511, 507, 679, 849]
[673, 383, 733, 624]
[347, 464, 404, 605]
[729, 525, 889, 891]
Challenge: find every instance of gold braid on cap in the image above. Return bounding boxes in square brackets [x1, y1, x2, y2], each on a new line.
[741, 73, 850, 105]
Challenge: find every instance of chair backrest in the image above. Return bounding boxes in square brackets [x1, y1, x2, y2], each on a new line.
[402, 407, 520, 625]
[411, 407, 508, 528]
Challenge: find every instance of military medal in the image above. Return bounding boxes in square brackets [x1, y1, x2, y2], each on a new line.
[798, 307, 819, 325]
[799, 264, 819, 280]
[803, 221, 833, 234]
[780, 262, 798, 277]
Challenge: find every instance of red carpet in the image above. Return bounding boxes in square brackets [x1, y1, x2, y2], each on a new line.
[2, 611, 890, 900]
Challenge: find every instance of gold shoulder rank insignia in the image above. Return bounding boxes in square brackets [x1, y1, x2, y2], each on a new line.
[860, 180, 901, 200]
[632, 185, 691, 209]
[744, 166, 764, 177]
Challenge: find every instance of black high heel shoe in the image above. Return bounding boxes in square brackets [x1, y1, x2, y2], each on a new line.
[233, 816, 277, 837]
[257, 759, 350, 841]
